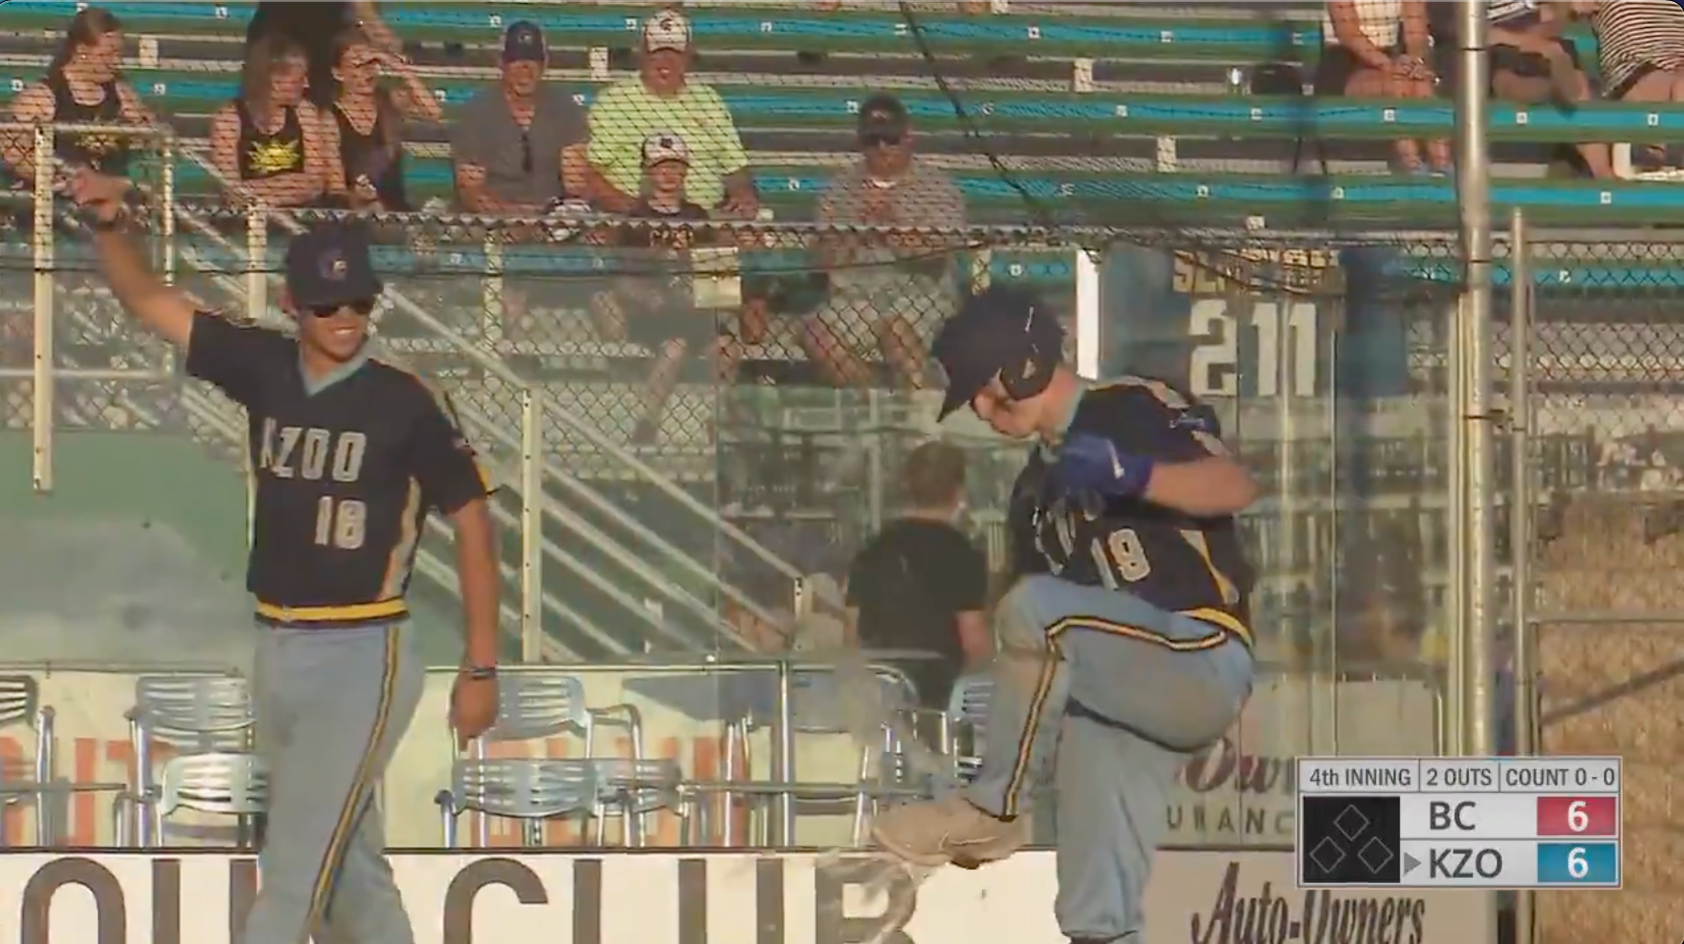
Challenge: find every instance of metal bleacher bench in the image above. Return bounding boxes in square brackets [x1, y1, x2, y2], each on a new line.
[0, 1, 1612, 70]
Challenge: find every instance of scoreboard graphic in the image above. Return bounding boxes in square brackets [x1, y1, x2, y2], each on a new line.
[1296, 757, 1621, 889]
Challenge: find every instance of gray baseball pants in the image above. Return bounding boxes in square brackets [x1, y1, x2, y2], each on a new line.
[966, 575, 1256, 943]
[244, 623, 424, 944]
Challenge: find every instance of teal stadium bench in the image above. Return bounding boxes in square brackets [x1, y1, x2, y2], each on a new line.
[3, 2, 1681, 229]
[0, 1, 1610, 68]
[8, 69, 1684, 227]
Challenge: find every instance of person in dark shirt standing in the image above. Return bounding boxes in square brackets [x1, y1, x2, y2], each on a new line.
[591, 132, 743, 442]
[845, 441, 991, 709]
[69, 168, 500, 944]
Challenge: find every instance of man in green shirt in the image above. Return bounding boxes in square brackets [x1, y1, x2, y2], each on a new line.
[586, 9, 759, 215]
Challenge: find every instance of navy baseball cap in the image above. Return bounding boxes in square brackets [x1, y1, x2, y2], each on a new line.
[503, 21, 547, 63]
[284, 222, 383, 309]
[931, 285, 1064, 420]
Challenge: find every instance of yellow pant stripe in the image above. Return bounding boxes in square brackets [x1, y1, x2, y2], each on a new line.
[1001, 651, 1059, 819]
[1047, 608, 1252, 651]
[302, 624, 399, 941]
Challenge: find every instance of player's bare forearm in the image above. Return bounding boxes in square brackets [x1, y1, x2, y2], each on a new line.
[1141, 456, 1258, 517]
[450, 498, 501, 667]
[90, 218, 196, 348]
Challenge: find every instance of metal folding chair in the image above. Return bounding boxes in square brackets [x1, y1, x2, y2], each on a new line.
[445, 671, 645, 847]
[470, 672, 644, 759]
[587, 757, 698, 847]
[119, 752, 268, 849]
[435, 757, 597, 847]
[946, 673, 995, 785]
[722, 664, 932, 846]
[125, 675, 255, 846]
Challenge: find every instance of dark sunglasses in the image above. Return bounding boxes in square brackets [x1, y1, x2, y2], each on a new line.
[860, 131, 904, 149]
[308, 298, 378, 318]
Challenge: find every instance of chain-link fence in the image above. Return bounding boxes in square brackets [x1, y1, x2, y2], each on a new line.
[0, 0, 1502, 857]
[1502, 224, 1684, 939]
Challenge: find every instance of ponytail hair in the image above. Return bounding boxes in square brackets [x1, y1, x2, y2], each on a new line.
[48, 7, 123, 81]
[240, 34, 305, 115]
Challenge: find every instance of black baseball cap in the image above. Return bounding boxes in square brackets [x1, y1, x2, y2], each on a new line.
[284, 222, 383, 309]
[858, 93, 910, 143]
[503, 21, 547, 63]
[930, 285, 1064, 420]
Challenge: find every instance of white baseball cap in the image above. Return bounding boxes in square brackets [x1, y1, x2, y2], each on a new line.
[642, 132, 691, 167]
[643, 9, 692, 52]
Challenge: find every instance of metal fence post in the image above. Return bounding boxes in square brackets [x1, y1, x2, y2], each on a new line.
[30, 124, 55, 495]
[519, 387, 544, 662]
[1457, 6, 1500, 944]
[245, 203, 267, 320]
[1507, 207, 1536, 944]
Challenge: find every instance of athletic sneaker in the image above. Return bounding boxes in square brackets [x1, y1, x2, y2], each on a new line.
[870, 794, 1030, 868]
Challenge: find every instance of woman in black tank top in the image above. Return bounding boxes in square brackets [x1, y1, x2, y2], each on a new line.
[1, 8, 151, 186]
[324, 28, 443, 212]
[211, 35, 329, 209]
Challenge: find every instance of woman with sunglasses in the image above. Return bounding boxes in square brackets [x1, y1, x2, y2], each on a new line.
[323, 27, 440, 213]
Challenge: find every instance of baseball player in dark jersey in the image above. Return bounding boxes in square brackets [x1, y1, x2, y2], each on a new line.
[69, 169, 501, 944]
[871, 285, 1259, 944]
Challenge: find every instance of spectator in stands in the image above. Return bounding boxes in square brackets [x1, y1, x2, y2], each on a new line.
[1318, 0, 1452, 174]
[802, 94, 965, 389]
[451, 22, 591, 213]
[1580, 0, 1684, 101]
[211, 36, 333, 208]
[1487, 1, 1613, 177]
[590, 133, 744, 443]
[1577, 0, 1684, 169]
[844, 441, 991, 709]
[246, 1, 400, 108]
[2, 8, 153, 185]
[322, 27, 441, 212]
[586, 9, 759, 217]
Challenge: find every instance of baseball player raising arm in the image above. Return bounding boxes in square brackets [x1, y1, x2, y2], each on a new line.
[871, 285, 1259, 944]
[68, 169, 501, 944]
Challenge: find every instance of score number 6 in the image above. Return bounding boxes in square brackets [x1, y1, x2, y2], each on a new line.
[1566, 846, 1590, 879]
[1566, 800, 1589, 833]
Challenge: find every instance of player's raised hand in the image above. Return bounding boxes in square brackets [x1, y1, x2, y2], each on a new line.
[1051, 431, 1153, 499]
[449, 670, 499, 748]
[66, 168, 133, 224]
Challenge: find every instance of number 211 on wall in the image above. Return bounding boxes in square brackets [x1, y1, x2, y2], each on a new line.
[1188, 299, 1320, 399]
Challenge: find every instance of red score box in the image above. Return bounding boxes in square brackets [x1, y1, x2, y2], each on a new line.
[1536, 795, 1619, 838]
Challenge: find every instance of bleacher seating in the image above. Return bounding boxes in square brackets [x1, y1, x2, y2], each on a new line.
[6, 1, 1683, 232]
